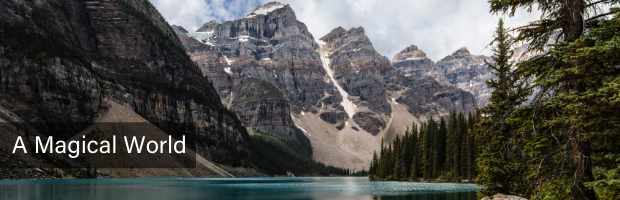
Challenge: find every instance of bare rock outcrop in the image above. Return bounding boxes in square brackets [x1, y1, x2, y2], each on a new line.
[482, 193, 528, 200]
[392, 44, 434, 77]
[229, 78, 297, 140]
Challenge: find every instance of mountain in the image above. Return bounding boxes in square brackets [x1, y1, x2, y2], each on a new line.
[173, 2, 329, 142]
[391, 44, 434, 77]
[176, 1, 476, 170]
[393, 46, 493, 107]
[0, 0, 249, 177]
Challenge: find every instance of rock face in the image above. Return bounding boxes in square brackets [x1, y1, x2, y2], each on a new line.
[0, 0, 248, 166]
[175, 1, 476, 170]
[392, 45, 434, 77]
[229, 78, 296, 140]
[174, 1, 342, 141]
[320, 27, 476, 131]
[393, 46, 492, 107]
[319, 26, 393, 135]
[482, 193, 528, 200]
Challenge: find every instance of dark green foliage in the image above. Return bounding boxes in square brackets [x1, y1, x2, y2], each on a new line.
[369, 113, 476, 182]
[474, 18, 531, 197]
[434, 117, 447, 177]
[478, 1, 620, 199]
[287, 127, 313, 158]
[409, 124, 420, 180]
[350, 169, 369, 176]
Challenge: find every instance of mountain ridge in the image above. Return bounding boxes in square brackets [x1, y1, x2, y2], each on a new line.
[175, 1, 477, 170]
[393, 45, 493, 107]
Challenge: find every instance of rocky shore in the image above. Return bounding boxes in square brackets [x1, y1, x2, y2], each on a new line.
[482, 193, 528, 200]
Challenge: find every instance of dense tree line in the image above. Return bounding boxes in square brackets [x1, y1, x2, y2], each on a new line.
[475, 0, 620, 199]
[369, 112, 478, 182]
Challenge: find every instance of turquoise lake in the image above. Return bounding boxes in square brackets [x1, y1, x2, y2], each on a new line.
[0, 177, 480, 200]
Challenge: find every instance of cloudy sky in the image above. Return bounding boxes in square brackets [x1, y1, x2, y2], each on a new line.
[150, 0, 541, 61]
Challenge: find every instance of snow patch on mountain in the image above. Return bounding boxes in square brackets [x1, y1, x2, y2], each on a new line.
[223, 55, 232, 65]
[393, 57, 423, 63]
[187, 31, 214, 42]
[317, 39, 357, 119]
[246, 2, 286, 18]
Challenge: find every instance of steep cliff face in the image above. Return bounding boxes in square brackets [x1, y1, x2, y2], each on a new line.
[319, 27, 392, 135]
[229, 78, 296, 140]
[0, 0, 248, 165]
[174, 1, 343, 140]
[189, 2, 335, 115]
[393, 46, 492, 107]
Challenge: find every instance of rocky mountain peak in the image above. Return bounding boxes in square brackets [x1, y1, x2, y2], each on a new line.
[348, 26, 365, 35]
[246, 1, 290, 18]
[196, 20, 219, 32]
[319, 26, 347, 42]
[451, 46, 471, 56]
[394, 44, 493, 107]
[401, 44, 419, 52]
[392, 44, 430, 62]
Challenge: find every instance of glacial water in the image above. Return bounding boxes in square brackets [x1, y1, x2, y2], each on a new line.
[0, 177, 480, 200]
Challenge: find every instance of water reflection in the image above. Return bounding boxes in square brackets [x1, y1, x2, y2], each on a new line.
[0, 177, 479, 200]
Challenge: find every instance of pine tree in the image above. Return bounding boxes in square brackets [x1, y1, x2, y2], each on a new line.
[409, 123, 420, 181]
[474, 18, 530, 196]
[392, 135, 402, 180]
[460, 113, 471, 180]
[378, 139, 386, 179]
[370, 150, 378, 177]
[434, 117, 447, 177]
[466, 112, 476, 180]
[402, 129, 413, 180]
[446, 111, 457, 177]
[421, 121, 431, 180]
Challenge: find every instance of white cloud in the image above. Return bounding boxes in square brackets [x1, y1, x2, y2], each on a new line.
[151, 0, 542, 61]
[150, 0, 262, 32]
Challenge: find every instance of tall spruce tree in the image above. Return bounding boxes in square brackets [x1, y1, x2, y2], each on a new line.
[403, 128, 414, 180]
[392, 135, 402, 180]
[409, 123, 420, 180]
[457, 112, 468, 179]
[434, 117, 447, 177]
[446, 111, 457, 177]
[474, 18, 531, 197]
[466, 112, 476, 180]
[421, 121, 432, 180]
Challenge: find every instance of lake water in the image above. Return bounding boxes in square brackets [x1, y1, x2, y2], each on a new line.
[0, 177, 480, 200]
